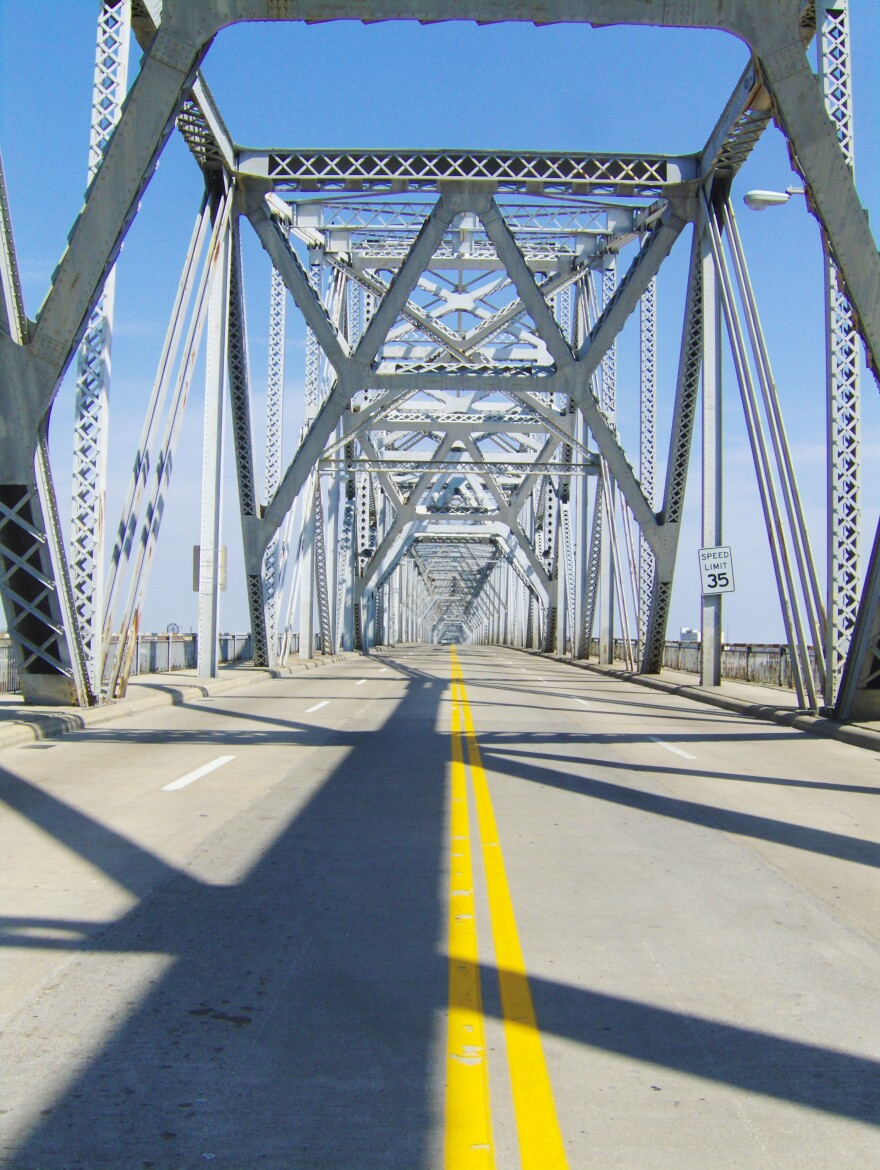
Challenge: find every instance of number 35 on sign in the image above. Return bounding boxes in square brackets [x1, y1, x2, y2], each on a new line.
[698, 545, 735, 595]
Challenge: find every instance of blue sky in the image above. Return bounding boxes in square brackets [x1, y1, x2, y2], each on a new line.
[0, 3, 878, 643]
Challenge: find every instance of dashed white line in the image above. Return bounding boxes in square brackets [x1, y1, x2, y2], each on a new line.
[576, 697, 591, 707]
[306, 701, 330, 714]
[378, 667, 388, 673]
[355, 679, 367, 686]
[649, 736, 696, 760]
[163, 755, 235, 792]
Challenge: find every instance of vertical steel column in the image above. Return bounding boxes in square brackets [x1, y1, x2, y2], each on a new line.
[333, 282, 359, 652]
[559, 288, 576, 657]
[263, 238, 287, 665]
[71, 0, 130, 692]
[227, 212, 271, 667]
[500, 563, 509, 645]
[405, 560, 413, 643]
[278, 488, 304, 663]
[638, 277, 656, 656]
[298, 477, 316, 659]
[543, 480, 559, 652]
[389, 566, 398, 643]
[582, 479, 601, 656]
[353, 471, 370, 650]
[336, 486, 355, 651]
[313, 474, 333, 653]
[599, 257, 617, 665]
[196, 216, 229, 678]
[569, 279, 590, 659]
[297, 253, 324, 658]
[700, 222, 723, 686]
[642, 229, 703, 674]
[326, 459, 341, 648]
[819, 2, 860, 707]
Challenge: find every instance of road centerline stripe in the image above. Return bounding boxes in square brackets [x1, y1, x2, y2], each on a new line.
[305, 701, 330, 714]
[162, 755, 235, 792]
[451, 648, 569, 1170]
[649, 736, 697, 760]
[445, 673, 494, 1168]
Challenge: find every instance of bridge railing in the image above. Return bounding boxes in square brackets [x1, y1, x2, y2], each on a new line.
[587, 639, 820, 691]
[0, 633, 271, 695]
[0, 639, 19, 694]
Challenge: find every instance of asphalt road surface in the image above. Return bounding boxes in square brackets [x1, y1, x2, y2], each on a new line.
[1, 646, 879, 1169]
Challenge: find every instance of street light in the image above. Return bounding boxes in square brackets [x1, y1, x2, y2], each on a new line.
[743, 186, 805, 211]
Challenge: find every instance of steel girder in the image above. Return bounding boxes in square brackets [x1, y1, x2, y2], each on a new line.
[262, 235, 288, 663]
[641, 227, 704, 674]
[638, 278, 657, 652]
[818, 1, 861, 712]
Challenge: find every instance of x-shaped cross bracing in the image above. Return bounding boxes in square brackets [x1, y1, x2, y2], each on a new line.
[241, 184, 686, 584]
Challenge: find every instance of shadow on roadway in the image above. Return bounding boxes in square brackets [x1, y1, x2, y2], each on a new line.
[1, 660, 448, 1170]
[478, 736, 880, 871]
[2, 649, 879, 1170]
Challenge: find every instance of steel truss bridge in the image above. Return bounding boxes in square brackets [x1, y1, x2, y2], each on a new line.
[0, 1, 878, 720]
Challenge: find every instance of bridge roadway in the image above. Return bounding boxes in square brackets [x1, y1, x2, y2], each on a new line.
[1, 646, 879, 1168]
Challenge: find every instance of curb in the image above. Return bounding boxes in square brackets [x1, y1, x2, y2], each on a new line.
[521, 649, 880, 756]
[0, 653, 359, 752]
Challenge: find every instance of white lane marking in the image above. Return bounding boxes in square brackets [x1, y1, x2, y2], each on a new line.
[649, 736, 697, 760]
[378, 667, 388, 673]
[423, 680, 432, 688]
[163, 755, 235, 792]
[576, 697, 591, 707]
[355, 679, 367, 686]
[306, 701, 330, 714]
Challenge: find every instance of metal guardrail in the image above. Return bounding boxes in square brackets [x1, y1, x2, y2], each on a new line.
[132, 634, 197, 674]
[1, 634, 814, 695]
[0, 640, 20, 694]
[0, 633, 257, 695]
[588, 639, 819, 691]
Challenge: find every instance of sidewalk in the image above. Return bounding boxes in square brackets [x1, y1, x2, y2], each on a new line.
[532, 650, 880, 755]
[0, 653, 358, 751]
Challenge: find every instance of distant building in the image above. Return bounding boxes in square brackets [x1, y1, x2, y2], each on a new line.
[680, 627, 700, 642]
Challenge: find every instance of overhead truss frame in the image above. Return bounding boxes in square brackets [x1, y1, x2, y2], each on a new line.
[0, 0, 876, 718]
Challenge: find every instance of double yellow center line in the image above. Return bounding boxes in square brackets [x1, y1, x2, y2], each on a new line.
[445, 647, 569, 1170]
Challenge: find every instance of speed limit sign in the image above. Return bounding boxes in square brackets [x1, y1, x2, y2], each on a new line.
[698, 545, 735, 595]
